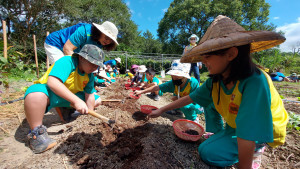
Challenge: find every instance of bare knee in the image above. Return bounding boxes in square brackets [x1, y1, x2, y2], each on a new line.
[95, 97, 102, 107]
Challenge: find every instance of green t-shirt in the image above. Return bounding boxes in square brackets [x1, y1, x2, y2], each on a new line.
[159, 77, 199, 96]
[189, 70, 288, 146]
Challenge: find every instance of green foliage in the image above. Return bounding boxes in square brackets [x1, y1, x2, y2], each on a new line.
[0, 41, 45, 81]
[252, 49, 300, 74]
[287, 111, 300, 131]
[297, 97, 300, 101]
[158, 0, 275, 54]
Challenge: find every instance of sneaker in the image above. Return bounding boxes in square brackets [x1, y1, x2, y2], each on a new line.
[252, 146, 266, 169]
[153, 95, 160, 101]
[27, 125, 57, 154]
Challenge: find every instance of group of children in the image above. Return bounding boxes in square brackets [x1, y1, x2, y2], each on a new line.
[24, 15, 289, 169]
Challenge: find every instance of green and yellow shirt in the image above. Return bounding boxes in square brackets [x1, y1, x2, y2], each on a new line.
[190, 69, 288, 147]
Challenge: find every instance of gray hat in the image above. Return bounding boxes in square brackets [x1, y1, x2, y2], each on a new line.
[75, 44, 105, 67]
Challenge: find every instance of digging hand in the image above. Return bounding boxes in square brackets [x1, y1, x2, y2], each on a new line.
[148, 109, 163, 118]
[134, 90, 142, 95]
[72, 100, 88, 114]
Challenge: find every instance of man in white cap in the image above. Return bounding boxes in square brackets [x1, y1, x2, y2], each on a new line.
[134, 60, 203, 122]
[45, 21, 119, 64]
[183, 34, 202, 83]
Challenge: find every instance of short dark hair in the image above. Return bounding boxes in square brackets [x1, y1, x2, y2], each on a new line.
[146, 68, 156, 76]
[91, 25, 117, 51]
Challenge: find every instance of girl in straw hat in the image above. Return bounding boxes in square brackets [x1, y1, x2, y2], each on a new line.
[45, 21, 119, 64]
[135, 60, 203, 122]
[148, 15, 288, 168]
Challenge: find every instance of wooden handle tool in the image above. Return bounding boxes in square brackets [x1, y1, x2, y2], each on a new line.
[101, 99, 122, 102]
[88, 109, 115, 125]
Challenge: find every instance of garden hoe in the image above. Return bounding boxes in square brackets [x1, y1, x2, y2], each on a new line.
[88, 109, 115, 125]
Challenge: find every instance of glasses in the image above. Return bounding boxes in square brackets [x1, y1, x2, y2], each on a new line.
[190, 38, 196, 40]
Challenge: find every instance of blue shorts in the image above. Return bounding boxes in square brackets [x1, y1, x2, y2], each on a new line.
[25, 84, 100, 113]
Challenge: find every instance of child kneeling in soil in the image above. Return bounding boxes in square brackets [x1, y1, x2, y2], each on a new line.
[142, 68, 162, 101]
[134, 60, 202, 122]
[148, 15, 289, 169]
[24, 44, 104, 154]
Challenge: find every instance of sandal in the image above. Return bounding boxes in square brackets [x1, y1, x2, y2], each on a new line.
[252, 146, 266, 169]
[203, 132, 214, 139]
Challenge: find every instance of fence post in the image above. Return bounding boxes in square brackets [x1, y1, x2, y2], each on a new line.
[161, 54, 164, 71]
[125, 52, 128, 70]
[33, 35, 39, 78]
[46, 31, 49, 69]
[2, 20, 7, 59]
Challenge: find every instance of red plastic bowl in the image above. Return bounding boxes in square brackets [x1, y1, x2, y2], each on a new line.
[129, 92, 141, 99]
[131, 87, 141, 91]
[125, 83, 131, 87]
[172, 119, 205, 142]
[140, 105, 158, 114]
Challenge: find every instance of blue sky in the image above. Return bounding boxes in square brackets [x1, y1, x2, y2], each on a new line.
[126, 0, 300, 52]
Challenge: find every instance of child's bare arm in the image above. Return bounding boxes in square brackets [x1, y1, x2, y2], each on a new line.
[237, 137, 256, 169]
[149, 95, 193, 118]
[135, 85, 160, 95]
[47, 76, 88, 114]
[85, 93, 95, 110]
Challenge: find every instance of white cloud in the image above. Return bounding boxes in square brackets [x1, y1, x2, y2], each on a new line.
[126, 1, 130, 7]
[273, 17, 280, 20]
[276, 17, 300, 52]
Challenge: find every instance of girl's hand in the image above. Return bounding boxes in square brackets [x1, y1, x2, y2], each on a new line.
[148, 109, 163, 118]
[73, 100, 88, 114]
[134, 90, 142, 95]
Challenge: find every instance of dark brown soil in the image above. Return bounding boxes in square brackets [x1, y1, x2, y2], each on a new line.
[0, 78, 299, 169]
[184, 129, 199, 135]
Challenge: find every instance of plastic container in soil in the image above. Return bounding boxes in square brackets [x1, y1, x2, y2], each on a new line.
[125, 86, 132, 90]
[140, 105, 158, 114]
[131, 87, 141, 91]
[129, 92, 141, 99]
[172, 119, 205, 142]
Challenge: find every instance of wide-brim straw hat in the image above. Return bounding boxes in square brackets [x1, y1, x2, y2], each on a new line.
[181, 15, 286, 63]
[92, 21, 119, 45]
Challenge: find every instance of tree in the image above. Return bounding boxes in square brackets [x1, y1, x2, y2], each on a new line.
[0, 0, 65, 48]
[158, 0, 276, 54]
[140, 30, 162, 54]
